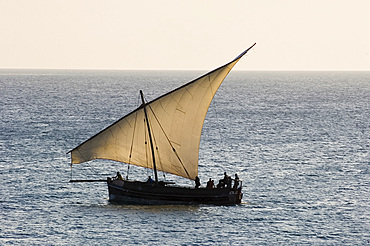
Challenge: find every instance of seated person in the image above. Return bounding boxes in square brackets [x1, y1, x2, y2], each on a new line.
[206, 178, 214, 189]
[146, 176, 154, 184]
[217, 179, 224, 188]
[115, 171, 123, 180]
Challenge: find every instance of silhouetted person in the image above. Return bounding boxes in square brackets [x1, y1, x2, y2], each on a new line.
[147, 176, 154, 184]
[233, 173, 239, 189]
[115, 171, 123, 180]
[206, 178, 215, 189]
[195, 176, 201, 188]
[223, 172, 231, 188]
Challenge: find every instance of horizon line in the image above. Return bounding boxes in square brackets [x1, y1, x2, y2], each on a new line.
[0, 67, 369, 72]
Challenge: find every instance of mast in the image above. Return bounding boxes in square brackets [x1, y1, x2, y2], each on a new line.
[140, 90, 159, 184]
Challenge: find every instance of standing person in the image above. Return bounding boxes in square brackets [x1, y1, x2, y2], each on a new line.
[223, 172, 229, 181]
[195, 176, 201, 188]
[223, 172, 231, 188]
[233, 173, 239, 189]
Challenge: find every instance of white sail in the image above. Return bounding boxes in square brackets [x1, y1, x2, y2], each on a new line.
[70, 44, 256, 180]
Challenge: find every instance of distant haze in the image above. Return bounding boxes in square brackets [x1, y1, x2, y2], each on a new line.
[1, 0, 369, 70]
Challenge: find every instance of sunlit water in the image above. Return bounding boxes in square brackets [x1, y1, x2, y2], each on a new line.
[1, 70, 369, 245]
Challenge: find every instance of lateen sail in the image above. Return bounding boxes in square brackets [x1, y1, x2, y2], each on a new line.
[70, 44, 256, 180]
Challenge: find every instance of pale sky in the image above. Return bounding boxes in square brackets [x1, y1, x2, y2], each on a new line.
[1, 0, 369, 70]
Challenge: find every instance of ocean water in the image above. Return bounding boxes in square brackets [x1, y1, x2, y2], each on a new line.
[0, 70, 369, 245]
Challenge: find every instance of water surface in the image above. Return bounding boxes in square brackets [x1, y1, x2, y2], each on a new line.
[1, 70, 369, 245]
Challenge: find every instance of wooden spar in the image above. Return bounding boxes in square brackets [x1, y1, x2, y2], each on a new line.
[140, 90, 159, 185]
[69, 179, 107, 183]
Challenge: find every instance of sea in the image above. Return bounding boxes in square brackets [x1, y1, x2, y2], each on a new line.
[0, 69, 369, 245]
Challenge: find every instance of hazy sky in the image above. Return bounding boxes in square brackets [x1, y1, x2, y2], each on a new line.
[1, 0, 369, 70]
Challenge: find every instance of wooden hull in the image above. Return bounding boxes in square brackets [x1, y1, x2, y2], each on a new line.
[107, 178, 243, 205]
